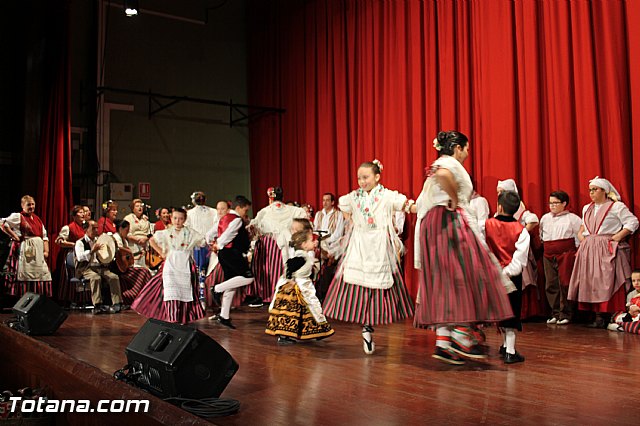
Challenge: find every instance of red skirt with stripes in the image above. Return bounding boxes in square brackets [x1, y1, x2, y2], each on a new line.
[3, 241, 52, 297]
[250, 235, 283, 302]
[323, 268, 415, 325]
[131, 263, 206, 324]
[118, 266, 152, 305]
[414, 206, 513, 327]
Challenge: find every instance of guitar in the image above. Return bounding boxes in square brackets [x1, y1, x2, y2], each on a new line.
[115, 246, 135, 273]
[145, 246, 164, 270]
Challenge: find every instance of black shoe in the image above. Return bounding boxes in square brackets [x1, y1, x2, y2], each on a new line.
[243, 270, 254, 279]
[217, 316, 236, 329]
[92, 304, 107, 315]
[212, 291, 222, 307]
[248, 296, 263, 308]
[432, 347, 465, 365]
[109, 303, 129, 314]
[504, 351, 525, 364]
[450, 341, 488, 359]
[277, 336, 296, 345]
[499, 345, 506, 358]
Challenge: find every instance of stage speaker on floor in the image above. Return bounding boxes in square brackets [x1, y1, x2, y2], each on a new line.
[11, 292, 68, 335]
[125, 319, 239, 399]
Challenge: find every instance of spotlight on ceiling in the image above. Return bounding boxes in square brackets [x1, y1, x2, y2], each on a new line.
[124, 0, 139, 17]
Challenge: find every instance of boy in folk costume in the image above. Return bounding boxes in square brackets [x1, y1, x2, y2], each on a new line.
[539, 190, 582, 325]
[211, 196, 254, 329]
[485, 191, 530, 364]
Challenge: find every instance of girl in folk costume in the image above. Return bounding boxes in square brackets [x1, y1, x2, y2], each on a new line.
[112, 219, 152, 305]
[568, 177, 639, 328]
[97, 201, 118, 235]
[539, 190, 582, 325]
[413, 131, 513, 365]
[496, 179, 544, 319]
[1, 195, 52, 297]
[324, 160, 415, 355]
[266, 229, 334, 344]
[132, 208, 206, 324]
[123, 199, 151, 268]
[249, 187, 307, 303]
[55, 205, 87, 304]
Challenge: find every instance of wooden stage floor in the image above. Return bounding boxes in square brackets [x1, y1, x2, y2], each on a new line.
[2, 306, 638, 425]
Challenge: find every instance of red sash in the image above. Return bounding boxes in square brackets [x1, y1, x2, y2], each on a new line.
[97, 217, 116, 235]
[543, 238, 577, 287]
[20, 212, 44, 238]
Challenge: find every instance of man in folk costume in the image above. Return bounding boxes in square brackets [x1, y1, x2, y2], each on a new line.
[313, 192, 345, 302]
[185, 191, 218, 306]
[539, 190, 582, 325]
[211, 196, 254, 329]
[1, 195, 52, 297]
[569, 177, 639, 328]
[249, 186, 307, 303]
[74, 220, 124, 315]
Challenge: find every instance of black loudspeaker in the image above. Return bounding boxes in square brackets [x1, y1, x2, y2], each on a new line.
[12, 292, 68, 335]
[125, 319, 239, 399]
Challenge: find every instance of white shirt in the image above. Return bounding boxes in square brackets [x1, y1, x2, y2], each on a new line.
[313, 208, 345, 245]
[186, 205, 218, 236]
[2, 212, 48, 240]
[216, 211, 244, 248]
[75, 235, 98, 266]
[539, 211, 582, 246]
[581, 201, 639, 236]
[503, 228, 531, 278]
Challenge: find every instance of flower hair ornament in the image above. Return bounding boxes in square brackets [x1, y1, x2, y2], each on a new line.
[433, 137, 442, 152]
[372, 159, 384, 172]
[267, 187, 276, 199]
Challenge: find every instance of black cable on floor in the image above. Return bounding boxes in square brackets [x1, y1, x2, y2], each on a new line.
[163, 397, 240, 418]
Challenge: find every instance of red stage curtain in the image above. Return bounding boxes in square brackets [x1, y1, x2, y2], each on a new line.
[247, 0, 640, 297]
[35, 0, 73, 273]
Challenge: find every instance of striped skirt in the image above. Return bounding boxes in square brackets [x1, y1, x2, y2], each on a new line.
[414, 206, 513, 327]
[3, 241, 52, 297]
[250, 235, 283, 302]
[324, 268, 415, 326]
[119, 266, 152, 305]
[131, 263, 206, 324]
[266, 282, 335, 340]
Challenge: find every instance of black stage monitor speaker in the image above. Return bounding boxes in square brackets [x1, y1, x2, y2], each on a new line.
[12, 292, 68, 335]
[125, 319, 239, 399]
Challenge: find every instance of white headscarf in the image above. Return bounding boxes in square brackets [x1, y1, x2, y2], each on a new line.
[497, 179, 518, 194]
[589, 176, 621, 202]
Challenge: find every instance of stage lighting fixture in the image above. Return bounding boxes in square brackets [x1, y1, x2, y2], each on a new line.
[124, 0, 138, 17]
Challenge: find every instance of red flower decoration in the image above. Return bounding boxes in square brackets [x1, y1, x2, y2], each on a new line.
[374, 197, 379, 202]
[357, 203, 361, 208]
[367, 217, 374, 224]
[364, 207, 369, 212]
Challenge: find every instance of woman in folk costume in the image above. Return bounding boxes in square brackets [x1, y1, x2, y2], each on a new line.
[111, 219, 152, 305]
[413, 131, 513, 365]
[55, 205, 87, 305]
[324, 160, 414, 355]
[97, 201, 118, 235]
[132, 208, 206, 324]
[496, 179, 545, 319]
[123, 199, 151, 268]
[249, 187, 307, 303]
[1, 195, 52, 297]
[266, 229, 334, 344]
[568, 177, 639, 328]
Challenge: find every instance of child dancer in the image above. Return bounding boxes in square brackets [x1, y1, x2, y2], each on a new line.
[266, 229, 334, 344]
[414, 131, 513, 365]
[131, 208, 206, 324]
[485, 191, 530, 364]
[324, 160, 414, 355]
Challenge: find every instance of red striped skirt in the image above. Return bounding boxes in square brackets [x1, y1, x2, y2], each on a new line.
[323, 268, 414, 325]
[119, 266, 152, 305]
[250, 235, 283, 302]
[131, 263, 205, 324]
[414, 206, 513, 327]
[3, 241, 52, 297]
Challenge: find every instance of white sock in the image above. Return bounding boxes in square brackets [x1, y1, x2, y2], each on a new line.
[505, 328, 516, 355]
[362, 326, 373, 343]
[215, 276, 254, 293]
[435, 326, 452, 349]
[220, 289, 236, 319]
